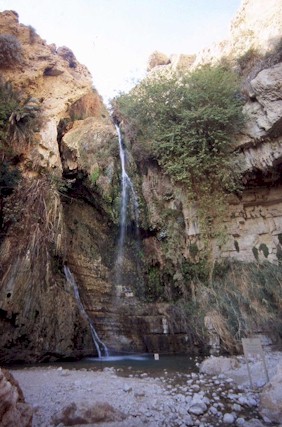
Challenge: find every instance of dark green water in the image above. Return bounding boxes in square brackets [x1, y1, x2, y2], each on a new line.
[10, 354, 203, 377]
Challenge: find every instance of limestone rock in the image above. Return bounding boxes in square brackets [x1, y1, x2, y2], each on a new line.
[187, 393, 208, 415]
[147, 51, 170, 71]
[0, 10, 93, 169]
[194, 0, 282, 66]
[259, 362, 282, 423]
[200, 356, 239, 375]
[241, 63, 282, 140]
[51, 401, 126, 426]
[0, 368, 33, 427]
[223, 413, 236, 424]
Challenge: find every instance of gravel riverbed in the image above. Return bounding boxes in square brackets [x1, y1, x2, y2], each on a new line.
[10, 351, 282, 427]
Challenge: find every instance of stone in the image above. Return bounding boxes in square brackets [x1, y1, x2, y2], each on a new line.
[123, 384, 132, 392]
[223, 413, 236, 424]
[0, 11, 92, 169]
[147, 51, 170, 71]
[0, 368, 33, 427]
[51, 401, 126, 426]
[193, 0, 282, 66]
[244, 419, 266, 427]
[232, 403, 242, 411]
[259, 362, 282, 423]
[187, 393, 208, 415]
[200, 356, 239, 375]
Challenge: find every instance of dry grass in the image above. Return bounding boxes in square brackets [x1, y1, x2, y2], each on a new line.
[2, 175, 65, 279]
[167, 260, 282, 354]
[196, 261, 282, 352]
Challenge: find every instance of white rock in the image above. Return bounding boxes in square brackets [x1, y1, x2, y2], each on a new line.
[188, 393, 208, 415]
[223, 413, 236, 424]
[200, 357, 239, 375]
[236, 418, 246, 426]
[259, 361, 282, 423]
[209, 406, 218, 415]
[232, 403, 242, 411]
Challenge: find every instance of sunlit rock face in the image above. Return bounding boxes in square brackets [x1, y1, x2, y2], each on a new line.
[1, 0, 282, 363]
[140, 0, 282, 266]
[0, 10, 93, 169]
[194, 0, 282, 66]
[0, 9, 184, 362]
[0, 10, 111, 362]
[241, 63, 282, 141]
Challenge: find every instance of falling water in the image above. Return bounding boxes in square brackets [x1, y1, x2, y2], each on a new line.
[115, 125, 140, 275]
[64, 265, 109, 358]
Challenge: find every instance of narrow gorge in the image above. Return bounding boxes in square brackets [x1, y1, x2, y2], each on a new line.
[0, 0, 282, 366]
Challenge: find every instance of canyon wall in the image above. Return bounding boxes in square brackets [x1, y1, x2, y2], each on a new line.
[0, 0, 281, 363]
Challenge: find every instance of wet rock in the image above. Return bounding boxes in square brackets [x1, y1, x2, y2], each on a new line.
[51, 401, 126, 425]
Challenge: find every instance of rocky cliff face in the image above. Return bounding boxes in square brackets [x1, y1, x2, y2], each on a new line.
[116, 0, 282, 351]
[0, 10, 115, 362]
[0, 10, 190, 363]
[141, 0, 282, 266]
[194, 0, 282, 66]
[0, 1, 282, 364]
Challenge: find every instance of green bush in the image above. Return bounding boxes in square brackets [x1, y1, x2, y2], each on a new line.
[0, 79, 41, 155]
[8, 96, 41, 144]
[0, 34, 23, 68]
[90, 167, 100, 185]
[113, 65, 244, 238]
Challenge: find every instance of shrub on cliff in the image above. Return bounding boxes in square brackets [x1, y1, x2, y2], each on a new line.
[0, 79, 41, 154]
[113, 65, 244, 238]
[0, 79, 19, 147]
[0, 34, 23, 68]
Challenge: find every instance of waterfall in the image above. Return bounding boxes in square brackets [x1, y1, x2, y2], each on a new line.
[115, 125, 140, 282]
[64, 265, 109, 358]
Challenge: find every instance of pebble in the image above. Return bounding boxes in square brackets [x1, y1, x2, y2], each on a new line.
[12, 351, 282, 427]
[223, 413, 236, 424]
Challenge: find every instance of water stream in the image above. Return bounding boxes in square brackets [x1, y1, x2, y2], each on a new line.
[64, 265, 109, 358]
[115, 124, 140, 285]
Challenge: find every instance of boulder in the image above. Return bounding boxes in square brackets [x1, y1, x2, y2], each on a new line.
[259, 362, 282, 423]
[199, 356, 239, 375]
[187, 393, 208, 415]
[147, 51, 170, 71]
[0, 368, 33, 427]
[51, 401, 126, 426]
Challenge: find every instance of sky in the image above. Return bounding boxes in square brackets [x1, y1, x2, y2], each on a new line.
[0, 0, 241, 102]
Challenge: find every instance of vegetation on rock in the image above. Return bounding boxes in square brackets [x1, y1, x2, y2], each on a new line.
[0, 78, 41, 155]
[0, 34, 23, 68]
[113, 65, 245, 240]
